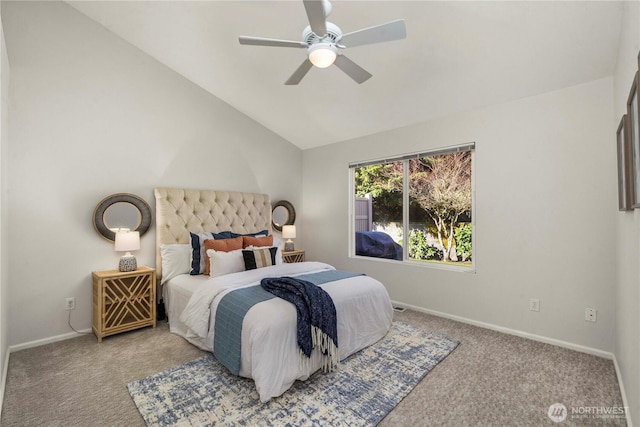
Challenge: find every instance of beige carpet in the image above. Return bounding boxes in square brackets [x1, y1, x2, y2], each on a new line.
[1, 309, 626, 426]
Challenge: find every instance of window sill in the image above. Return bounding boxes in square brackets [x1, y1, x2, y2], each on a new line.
[350, 254, 476, 273]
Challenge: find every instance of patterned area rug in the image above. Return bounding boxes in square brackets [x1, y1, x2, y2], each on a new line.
[127, 322, 459, 426]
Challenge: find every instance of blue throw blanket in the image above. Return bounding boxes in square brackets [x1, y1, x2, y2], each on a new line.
[261, 276, 339, 372]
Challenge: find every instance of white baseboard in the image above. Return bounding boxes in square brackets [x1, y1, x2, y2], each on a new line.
[392, 300, 614, 359]
[0, 347, 9, 419]
[612, 354, 634, 427]
[8, 328, 91, 353]
[392, 301, 634, 425]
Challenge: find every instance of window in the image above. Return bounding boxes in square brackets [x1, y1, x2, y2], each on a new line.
[350, 143, 474, 270]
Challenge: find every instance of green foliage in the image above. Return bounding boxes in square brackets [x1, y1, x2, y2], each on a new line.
[408, 229, 443, 261]
[355, 164, 403, 223]
[372, 194, 403, 224]
[354, 164, 400, 198]
[454, 223, 472, 261]
[426, 245, 443, 261]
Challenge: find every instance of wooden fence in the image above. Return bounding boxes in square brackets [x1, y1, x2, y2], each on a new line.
[354, 195, 372, 232]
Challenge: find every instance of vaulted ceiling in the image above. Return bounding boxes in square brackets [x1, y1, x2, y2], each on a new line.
[67, 1, 623, 150]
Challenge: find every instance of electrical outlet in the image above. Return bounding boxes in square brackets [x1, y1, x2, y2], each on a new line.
[585, 308, 597, 322]
[65, 297, 75, 311]
[529, 298, 540, 312]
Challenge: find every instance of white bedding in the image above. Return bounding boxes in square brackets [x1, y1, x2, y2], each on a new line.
[165, 261, 393, 402]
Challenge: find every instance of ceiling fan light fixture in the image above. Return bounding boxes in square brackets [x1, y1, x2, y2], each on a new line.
[238, 0, 407, 85]
[308, 43, 337, 68]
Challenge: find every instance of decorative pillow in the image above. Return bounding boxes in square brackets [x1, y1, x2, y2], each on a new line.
[229, 229, 269, 238]
[203, 237, 243, 275]
[243, 247, 278, 270]
[242, 235, 273, 248]
[189, 231, 235, 275]
[246, 245, 283, 265]
[206, 249, 245, 278]
[160, 244, 191, 284]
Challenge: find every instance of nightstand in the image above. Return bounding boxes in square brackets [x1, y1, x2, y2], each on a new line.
[92, 266, 156, 342]
[283, 249, 305, 263]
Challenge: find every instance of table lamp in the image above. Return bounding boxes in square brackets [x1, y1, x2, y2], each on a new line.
[115, 230, 140, 272]
[282, 225, 296, 252]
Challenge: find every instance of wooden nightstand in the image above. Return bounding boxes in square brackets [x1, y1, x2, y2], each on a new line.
[92, 266, 156, 342]
[283, 249, 305, 263]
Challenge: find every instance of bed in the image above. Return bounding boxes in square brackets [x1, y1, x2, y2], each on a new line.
[155, 187, 393, 402]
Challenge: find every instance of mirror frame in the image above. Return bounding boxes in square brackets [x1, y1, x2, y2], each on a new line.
[93, 193, 152, 242]
[271, 200, 296, 232]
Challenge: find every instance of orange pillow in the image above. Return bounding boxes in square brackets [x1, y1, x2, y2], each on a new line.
[203, 237, 243, 275]
[243, 235, 273, 248]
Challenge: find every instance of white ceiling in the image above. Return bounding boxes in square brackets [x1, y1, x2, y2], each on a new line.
[67, 1, 623, 150]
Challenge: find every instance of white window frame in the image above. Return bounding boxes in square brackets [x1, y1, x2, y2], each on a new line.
[349, 143, 476, 273]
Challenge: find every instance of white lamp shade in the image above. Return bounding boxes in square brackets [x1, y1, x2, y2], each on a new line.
[282, 225, 296, 239]
[114, 230, 140, 252]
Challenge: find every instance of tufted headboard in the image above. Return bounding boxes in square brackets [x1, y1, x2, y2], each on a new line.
[154, 188, 272, 283]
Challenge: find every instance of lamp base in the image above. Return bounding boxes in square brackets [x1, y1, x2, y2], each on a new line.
[284, 240, 295, 252]
[119, 254, 137, 272]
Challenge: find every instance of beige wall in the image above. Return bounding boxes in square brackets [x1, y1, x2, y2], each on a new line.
[613, 1, 640, 423]
[303, 77, 617, 352]
[1, 1, 302, 346]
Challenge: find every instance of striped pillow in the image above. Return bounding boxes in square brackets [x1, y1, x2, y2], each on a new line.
[242, 247, 278, 270]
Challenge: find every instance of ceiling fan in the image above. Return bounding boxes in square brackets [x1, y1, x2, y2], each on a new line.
[238, 0, 406, 85]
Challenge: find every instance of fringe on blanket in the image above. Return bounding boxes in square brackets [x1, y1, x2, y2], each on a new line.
[299, 326, 339, 373]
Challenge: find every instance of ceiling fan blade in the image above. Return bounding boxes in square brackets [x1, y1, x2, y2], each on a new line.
[340, 19, 406, 48]
[334, 55, 372, 84]
[239, 36, 308, 48]
[303, 0, 328, 36]
[285, 59, 314, 85]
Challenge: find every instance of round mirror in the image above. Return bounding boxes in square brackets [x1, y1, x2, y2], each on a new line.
[93, 193, 152, 242]
[272, 200, 296, 232]
[103, 202, 142, 231]
[273, 206, 289, 227]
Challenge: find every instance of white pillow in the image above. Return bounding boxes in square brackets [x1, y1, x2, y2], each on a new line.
[160, 244, 191, 284]
[207, 248, 246, 278]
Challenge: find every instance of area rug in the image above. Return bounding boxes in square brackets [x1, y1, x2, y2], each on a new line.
[127, 321, 459, 426]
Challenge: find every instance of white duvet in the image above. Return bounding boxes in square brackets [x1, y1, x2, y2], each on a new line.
[174, 261, 393, 402]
